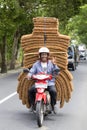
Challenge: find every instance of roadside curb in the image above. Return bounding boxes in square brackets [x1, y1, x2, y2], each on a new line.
[0, 68, 22, 78]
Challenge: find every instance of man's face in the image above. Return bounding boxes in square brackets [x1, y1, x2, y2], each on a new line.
[40, 53, 48, 62]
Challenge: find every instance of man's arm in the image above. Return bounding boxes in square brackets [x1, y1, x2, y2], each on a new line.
[52, 64, 60, 75]
[27, 63, 37, 78]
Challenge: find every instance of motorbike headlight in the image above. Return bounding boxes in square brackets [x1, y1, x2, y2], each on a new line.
[37, 88, 44, 93]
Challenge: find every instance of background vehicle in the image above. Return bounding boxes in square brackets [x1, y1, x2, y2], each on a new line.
[68, 45, 77, 71]
[79, 50, 86, 60]
[79, 44, 86, 60]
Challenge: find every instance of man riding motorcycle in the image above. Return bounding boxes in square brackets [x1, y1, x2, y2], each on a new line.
[27, 47, 60, 112]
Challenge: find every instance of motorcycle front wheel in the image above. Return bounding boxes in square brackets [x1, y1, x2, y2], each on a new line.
[36, 101, 44, 127]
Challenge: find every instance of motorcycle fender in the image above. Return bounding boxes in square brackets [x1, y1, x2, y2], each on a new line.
[35, 93, 47, 104]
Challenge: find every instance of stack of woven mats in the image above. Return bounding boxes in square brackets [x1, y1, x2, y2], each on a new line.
[17, 17, 73, 108]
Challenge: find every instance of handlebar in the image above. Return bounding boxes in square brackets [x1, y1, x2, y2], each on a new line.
[23, 68, 59, 80]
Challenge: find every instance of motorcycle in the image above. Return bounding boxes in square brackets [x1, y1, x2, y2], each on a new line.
[23, 68, 56, 127]
[32, 73, 52, 127]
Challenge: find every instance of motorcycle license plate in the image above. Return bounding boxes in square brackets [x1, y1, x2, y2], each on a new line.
[35, 83, 48, 88]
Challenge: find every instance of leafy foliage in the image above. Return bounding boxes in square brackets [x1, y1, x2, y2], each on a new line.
[66, 4, 87, 45]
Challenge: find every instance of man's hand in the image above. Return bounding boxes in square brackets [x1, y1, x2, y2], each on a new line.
[52, 57, 57, 65]
[26, 74, 31, 80]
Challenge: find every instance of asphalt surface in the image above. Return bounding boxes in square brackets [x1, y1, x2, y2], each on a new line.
[0, 61, 87, 130]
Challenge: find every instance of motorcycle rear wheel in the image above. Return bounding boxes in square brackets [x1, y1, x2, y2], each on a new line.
[36, 101, 44, 127]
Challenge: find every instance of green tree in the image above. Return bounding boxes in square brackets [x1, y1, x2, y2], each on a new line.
[66, 4, 87, 45]
[0, 0, 29, 71]
[0, 0, 13, 73]
[40, 0, 87, 33]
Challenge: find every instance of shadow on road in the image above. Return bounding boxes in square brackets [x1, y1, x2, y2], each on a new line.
[12, 109, 74, 129]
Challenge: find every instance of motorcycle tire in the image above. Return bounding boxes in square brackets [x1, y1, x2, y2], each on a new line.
[36, 101, 44, 127]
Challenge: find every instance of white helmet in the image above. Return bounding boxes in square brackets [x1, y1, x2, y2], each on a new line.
[39, 47, 50, 54]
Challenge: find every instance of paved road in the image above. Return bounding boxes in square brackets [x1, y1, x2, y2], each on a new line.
[0, 61, 87, 130]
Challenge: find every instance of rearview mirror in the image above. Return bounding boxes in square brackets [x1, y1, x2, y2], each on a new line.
[23, 68, 30, 73]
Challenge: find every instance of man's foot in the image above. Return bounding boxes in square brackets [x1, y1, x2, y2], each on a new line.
[29, 105, 36, 112]
[53, 105, 58, 114]
[51, 104, 58, 114]
[29, 106, 33, 112]
[46, 106, 52, 114]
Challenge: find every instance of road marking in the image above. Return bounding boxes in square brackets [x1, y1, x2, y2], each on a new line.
[0, 92, 17, 104]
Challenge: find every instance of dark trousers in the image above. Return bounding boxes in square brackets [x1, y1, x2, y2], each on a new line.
[28, 85, 57, 106]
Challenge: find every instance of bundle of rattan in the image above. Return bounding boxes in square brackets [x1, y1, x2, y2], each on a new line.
[17, 17, 73, 108]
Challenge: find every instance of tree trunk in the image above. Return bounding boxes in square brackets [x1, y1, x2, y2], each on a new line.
[1, 35, 7, 73]
[10, 29, 20, 69]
